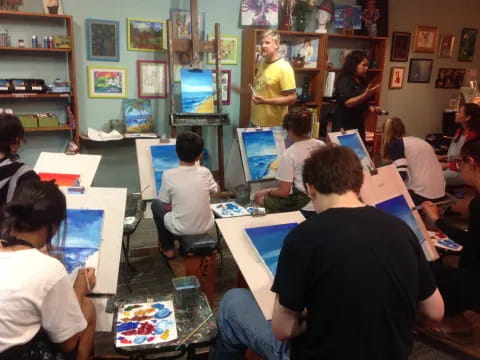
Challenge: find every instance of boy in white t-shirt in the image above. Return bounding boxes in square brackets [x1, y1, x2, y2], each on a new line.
[254, 108, 325, 217]
[151, 132, 219, 260]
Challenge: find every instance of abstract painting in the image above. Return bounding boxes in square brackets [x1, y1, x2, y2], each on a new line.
[375, 195, 425, 244]
[180, 69, 214, 113]
[245, 223, 297, 277]
[210, 202, 250, 218]
[116, 300, 177, 347]
[127, 18, 164, 52]
[86, 19, 119, 62]
[38, 172, 80, 186]
[240, 0, 278, 26]
[123, 99, 153, 133]
[241, 130, 279, 181]
[52, 209, 104, 274]
[150, 145, 179, 194]
[87, 66, 127, 98]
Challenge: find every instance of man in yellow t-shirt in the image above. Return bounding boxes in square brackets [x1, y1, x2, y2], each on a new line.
[251, 30, 296, 127]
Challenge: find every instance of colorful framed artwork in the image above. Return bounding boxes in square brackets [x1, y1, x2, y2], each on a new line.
[240, 0, 278, 26]
[207, 35, 239, 65]
[137, 60, 167, 99]
[435, 68, 465, 89]
[87, 65, 127, 98]
[438, 34, 455, 58]
[122, 99, 153, 133]
[86, 19, 119, 62]
[127, 18, 164, 52]
[212, 69, 231, 105]
[170, 8, 205, 40]
[407, 58, 433, 83]
[389, 67, 405, 89]
[412, 25, 438, 53]
[458, 28, 477, 62]
[390, 32, 410, 62]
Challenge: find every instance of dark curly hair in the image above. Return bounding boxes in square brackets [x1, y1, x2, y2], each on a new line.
[338, 50, 368, 82]
[0, 113, 25, 160]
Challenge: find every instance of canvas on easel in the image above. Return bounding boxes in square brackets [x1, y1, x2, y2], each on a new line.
[150, 144, 179, 194]
[328, 129, 374, 172]
[180, 68, 214, 113]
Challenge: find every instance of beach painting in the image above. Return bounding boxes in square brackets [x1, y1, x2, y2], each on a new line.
[150, 145, 179, 194]
[123, 99, 154, 133]
[116, 300, 177, 347]
[240, 130, 281, 181]
[52, 209, 104, 276]
[245, 223, 298, 277]
[375, 195, 425, 244]
[180, 69, 214, 113]
[329, 130, 373, 172]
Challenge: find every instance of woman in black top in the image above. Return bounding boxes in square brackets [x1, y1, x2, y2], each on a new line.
[333, 50, 380, 141]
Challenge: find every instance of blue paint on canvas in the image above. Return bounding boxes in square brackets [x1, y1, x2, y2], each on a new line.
[375, 195, 425, 244]
[338, 133, 367, 161]
[150, 145, 179, 193]
[180, 69, 214, 113]
[123, 99, 153, 133]
[246, 223, 297, 276]
[53, 209, 104, 273]
[242, 130, 278, 181]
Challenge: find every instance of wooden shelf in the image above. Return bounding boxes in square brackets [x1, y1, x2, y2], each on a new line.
[327, 33, 388, 41]
[293, 67, 322, 72]
[0, 46, 71, 53]
[326, 67, 383, 72]
[25, 125, 73, 132]
[0, 10, 71, 20]
[0, 93, 71, 99]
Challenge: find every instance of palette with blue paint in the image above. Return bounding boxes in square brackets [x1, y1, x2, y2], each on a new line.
[115, 300, 177, 347]
[210, 202, 250, 218]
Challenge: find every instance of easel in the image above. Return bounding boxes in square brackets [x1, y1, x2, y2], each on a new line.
[166, 0, 229, 189]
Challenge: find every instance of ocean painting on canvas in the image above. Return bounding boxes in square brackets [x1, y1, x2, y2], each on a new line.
[375, 195, 425, 244]
[53, 209, 104, 274]
[242, 130, 278, 181]
[337, 133, 368, 161]
[245, 223, 297, 277]
[123, 99, 153, 133]
[180, 69, 214, 113]
[150, 145, 179, 194]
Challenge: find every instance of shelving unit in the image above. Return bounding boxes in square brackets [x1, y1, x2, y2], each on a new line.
[0, 10, 79, 144]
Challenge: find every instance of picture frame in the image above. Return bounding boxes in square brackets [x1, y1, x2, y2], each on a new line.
[137, 60, 167, 99]
[207, 35, 239, 65]
[438, 34, 455, 58]
[86, 19, 120, 62]
[170, 8, 205, 40]
[127, 18, 164, 52]
[240, 0, 278, 26]
[435, 68, 465, 89]
[408, 58, 433, 83]
[43, 0, 63, 14]
[390, 32, 411, 62]
[212, 69, 231, 105]
[389, 67, 405, 89]
[412, 25, 438, 53]
[87, 65, 127, 98]
[458, 28, 477, 62]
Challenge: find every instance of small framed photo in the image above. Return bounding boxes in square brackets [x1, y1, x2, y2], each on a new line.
[389, 67, 405, 89]
[435, 68, 465, 89]
[438, 34, 455, 58]
[137, 60, 167, 99]
[413, 25, 439, 53]
[458, 28, 478, 62]
[170, 8, 205, 40]
[207, 35, 239, 65]
[87, 65, 127, 98]
[212, 69, 231, 105]
[390, 32, 411, 62]
[127, 18, 164, 52]
[86, 19, 120, 62]
[408, 58, 433, 83]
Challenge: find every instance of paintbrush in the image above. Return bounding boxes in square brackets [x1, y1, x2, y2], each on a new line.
[174, 313, 213, 351]
[411, 198, 455, 211]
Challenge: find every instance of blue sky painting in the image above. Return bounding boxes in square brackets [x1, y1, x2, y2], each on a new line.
[180, 69, 214, 113]
[150, 144, 179, 194]
[338, 133, 368, 161]
[242, 130, 278, 181]
[245, 222, 298, 276]
[375, 195, 425, 244]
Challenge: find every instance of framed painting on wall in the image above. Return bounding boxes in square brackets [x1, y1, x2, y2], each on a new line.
[407, 58, 433, 83]
[137, 60, 167, 99]
[435, 68, 465, 89]
[170, 8, 205, 40]
[458, 28, 477, 62]
[438, 34, 455, 58]
[127, 18, 164, 52]
[240, 0, 278, 26]
[412, 25, 438, 53]
[390, 32, 410, 62]
[212, 69, 231, 105]
[86, 19, 119, 62]
[389, 67, 405, 89]
[87, 65, 127, 98]
[356, 0, 388, 37]
[207, 35, 239, 65]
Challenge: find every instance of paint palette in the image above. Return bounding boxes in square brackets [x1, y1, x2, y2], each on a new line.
[428, 231, 463, 252]
[116, 300, 177, 347]
[210, 202, 250, 218]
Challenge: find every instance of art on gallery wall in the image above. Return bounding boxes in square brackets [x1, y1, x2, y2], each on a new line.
[412, 25, 438, 53]
[170, 8, 205, 40]
[458, 28, 477, 62]
[122, 99, 153, 133]
[180, 69, 214, 113]
[390, 32, 410, 62]
[207, 35, 239, 65]
[212, 69, 231, 105]
[86, 19, 119, 62]
[435, 68, 465, 89]
[389, 67, 405, 89]
[407, 58, 433, 83]
[150, 144, 179, 194]
[87, 66, 127, 98]
[438, 34, 455, 58]
[127, 18, 164, 52]
[240, 0, 278, 26]
[137, 60, 167, 99]
[356, 0, 388, 37]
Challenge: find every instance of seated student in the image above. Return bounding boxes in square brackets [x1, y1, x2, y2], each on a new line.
[213, 146, 444, 360]
[0, 113, 39, 205]
[0, 180, 96, 360]
[254, 108, 325, 217]
[381, 117, 446, 205]
[422, 138, 480, 330]
[438, 103, 480, 186]
[151, 131, 219, 260]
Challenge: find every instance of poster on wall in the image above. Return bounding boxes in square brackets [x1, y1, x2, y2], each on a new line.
[240, 0, 278, 26]
[356, 0, 388, 37]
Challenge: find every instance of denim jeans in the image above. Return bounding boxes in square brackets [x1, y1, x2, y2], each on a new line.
[151, 199, 174, 251]
[212, 288, 290, 360]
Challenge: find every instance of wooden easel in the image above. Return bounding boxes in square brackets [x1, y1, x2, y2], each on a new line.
[166, 0, 229, 189]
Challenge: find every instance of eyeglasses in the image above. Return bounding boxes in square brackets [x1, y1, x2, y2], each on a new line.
[455, 159, 465, 171]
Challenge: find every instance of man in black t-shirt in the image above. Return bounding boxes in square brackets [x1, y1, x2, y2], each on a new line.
[213, 146, 444, 360]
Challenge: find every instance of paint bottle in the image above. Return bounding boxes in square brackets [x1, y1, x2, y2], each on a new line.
[43, 36, 49, 48]
[31, 35, 38, 48]
[48, 36, 54, 48]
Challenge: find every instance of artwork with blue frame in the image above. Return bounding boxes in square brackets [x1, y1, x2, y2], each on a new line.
[86, 19, 120, 62]
[241, 130, 279, 181]
[375, 195, 425, 244]
[245, 223, 297, 277]
[180, 69, 214, 113]
[53, 209, 104, 274]
[150, 145, 179, 194]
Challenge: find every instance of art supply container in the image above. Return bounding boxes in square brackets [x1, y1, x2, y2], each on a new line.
[172, 276, 200, 309]
[234, 184, 250, 206]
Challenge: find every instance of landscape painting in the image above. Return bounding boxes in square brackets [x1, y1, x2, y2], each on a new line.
[241, 130, 279, 181]
[150, 145, 179, 194]
[123, 99, 153, 133]
[335, 131, 374, 171]
[180, 69, 214, 113]
[88, 66, 127, 98]
[127, 18, 164, 51]
[245, 223, 298, 277]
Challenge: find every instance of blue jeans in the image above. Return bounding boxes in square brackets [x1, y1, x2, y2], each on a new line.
[213, 289, 290, 360]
